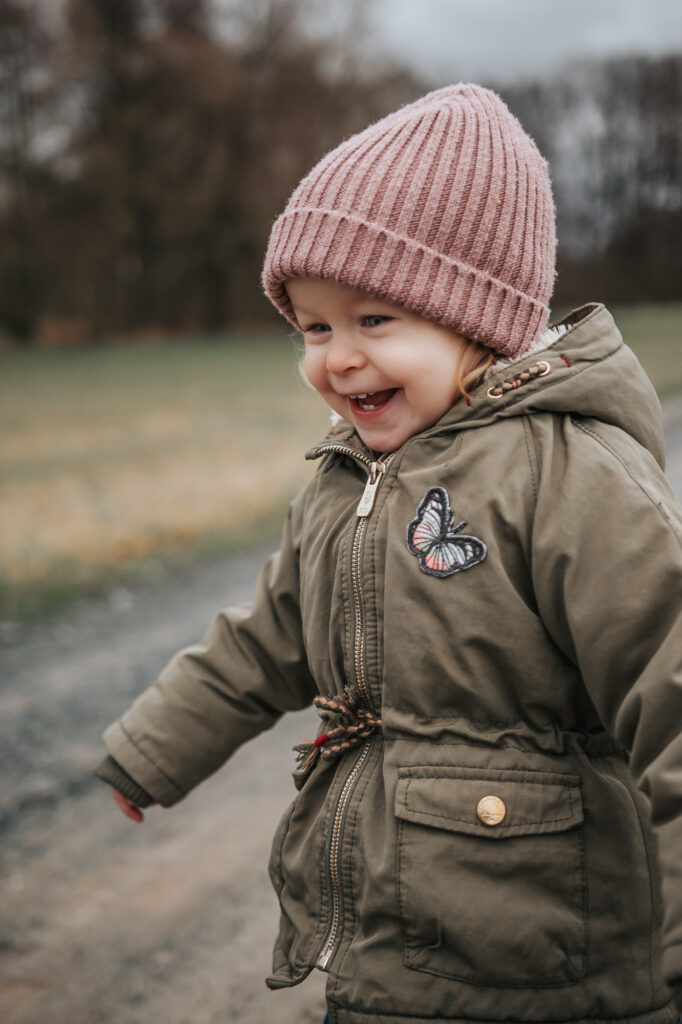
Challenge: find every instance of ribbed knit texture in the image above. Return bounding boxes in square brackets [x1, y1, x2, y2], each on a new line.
[94, 754, 153, 808]
[262, 84, 556, 357]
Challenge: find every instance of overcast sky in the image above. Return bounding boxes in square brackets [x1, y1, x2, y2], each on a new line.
[366, 0, 682, 83]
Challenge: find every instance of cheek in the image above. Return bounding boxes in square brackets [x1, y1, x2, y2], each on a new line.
[402, 353, 458, 389]
[301, 349, 325, 391]
[407, 361, 460, 414]
[301, 351, 347, 414]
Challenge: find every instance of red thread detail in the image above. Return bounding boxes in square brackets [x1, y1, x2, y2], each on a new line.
[512, 378, 520, 389]
[465, 395, 471, 407]
[314, 733, 329, 747]
[560, 355, 572, 367]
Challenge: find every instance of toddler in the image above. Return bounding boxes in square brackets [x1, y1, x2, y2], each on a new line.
[96, 84, 682, 1024]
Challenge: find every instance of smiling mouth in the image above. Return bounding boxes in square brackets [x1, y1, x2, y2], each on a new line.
[347, 389, 397, 413]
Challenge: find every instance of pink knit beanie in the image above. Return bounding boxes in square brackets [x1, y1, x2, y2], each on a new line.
[262, 84, 556, 358]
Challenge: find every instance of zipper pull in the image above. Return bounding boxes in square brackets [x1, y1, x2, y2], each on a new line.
[356, 461, 386, 517]
[316, 948, 333, 970]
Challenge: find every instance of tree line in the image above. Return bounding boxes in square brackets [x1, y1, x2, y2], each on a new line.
[503, 54, 682, 307]
[0, 0, 679, 344]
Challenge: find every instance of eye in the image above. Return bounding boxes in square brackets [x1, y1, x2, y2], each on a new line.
[362, 315, 391, 328]
[302, 322, 330, 336]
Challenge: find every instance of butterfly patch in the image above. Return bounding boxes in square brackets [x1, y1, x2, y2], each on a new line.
[406, 486, 487, 578]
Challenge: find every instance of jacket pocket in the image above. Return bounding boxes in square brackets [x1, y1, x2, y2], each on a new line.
[395, 764, 586, 988]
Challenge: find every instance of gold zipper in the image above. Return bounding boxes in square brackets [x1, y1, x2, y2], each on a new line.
[352, 459, 388, 706]
[316, 451, 393, 971]
[315, 737, 372, 969]
[309, 442, 374, 468]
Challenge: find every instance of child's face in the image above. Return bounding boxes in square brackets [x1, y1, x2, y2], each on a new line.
[286, 277, 468, 453]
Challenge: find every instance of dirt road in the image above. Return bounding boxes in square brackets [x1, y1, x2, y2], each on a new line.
[0, 549, 327, 1024]
[2, 399, 681, 1024]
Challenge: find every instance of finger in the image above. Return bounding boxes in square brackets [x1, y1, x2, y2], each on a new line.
[113, 790, 145, 823]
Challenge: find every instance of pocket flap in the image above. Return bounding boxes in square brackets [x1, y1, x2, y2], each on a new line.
[395, 765, 583, 838]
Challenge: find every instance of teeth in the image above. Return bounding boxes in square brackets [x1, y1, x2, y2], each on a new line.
[349, 393, 369, 399]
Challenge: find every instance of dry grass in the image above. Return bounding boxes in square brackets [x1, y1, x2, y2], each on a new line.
[2, 304, 681, 618]
[1, 333, 328, 616]
[607, 304, 682, 397]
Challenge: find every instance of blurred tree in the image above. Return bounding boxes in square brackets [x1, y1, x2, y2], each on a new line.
[14, 0, 414, 339]
[502, 53, 682, 306]
[0, 2, 678, 342]
[162, 0, 211, 35]
[55, 0, 246, 333]
[0, 0, 54, 339]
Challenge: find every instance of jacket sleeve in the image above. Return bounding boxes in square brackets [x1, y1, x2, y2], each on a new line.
[529, 414, 682, 1001]
[94, 755, 154, 807]
[100, 491, 318, 807]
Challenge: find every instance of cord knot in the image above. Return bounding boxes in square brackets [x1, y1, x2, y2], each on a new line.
[293, 687, 382, 777]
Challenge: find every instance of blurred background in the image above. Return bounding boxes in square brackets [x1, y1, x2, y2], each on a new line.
[1, 3, 682, 1022]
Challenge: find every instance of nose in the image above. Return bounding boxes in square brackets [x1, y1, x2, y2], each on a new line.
[325, 330, 367, 377]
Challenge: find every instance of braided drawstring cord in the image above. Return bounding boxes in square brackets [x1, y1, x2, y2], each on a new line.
[486, 359, 551, 399]
[293, 687, 382, 773]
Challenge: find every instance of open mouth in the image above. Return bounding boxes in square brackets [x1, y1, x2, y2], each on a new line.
[347, 389, 398, 415]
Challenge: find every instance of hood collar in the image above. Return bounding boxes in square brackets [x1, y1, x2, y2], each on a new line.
[307, 303, 665, 469]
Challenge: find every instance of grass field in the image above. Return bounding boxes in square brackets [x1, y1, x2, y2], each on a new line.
[1, 333, 327, 617]
[2, 303, 681, 619]
[569, 303, 682, 397]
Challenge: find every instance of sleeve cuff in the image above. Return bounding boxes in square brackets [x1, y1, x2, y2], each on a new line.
[94, 755, 154, 808]
[101, 719, 185, 806]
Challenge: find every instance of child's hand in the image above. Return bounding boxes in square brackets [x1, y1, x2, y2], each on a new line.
[113, 790, 156, 823]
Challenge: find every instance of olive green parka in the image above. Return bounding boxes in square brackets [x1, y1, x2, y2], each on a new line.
[101, 303, 682, 1024]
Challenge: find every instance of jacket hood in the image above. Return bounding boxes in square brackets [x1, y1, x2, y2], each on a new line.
[310, 303, 666, 470]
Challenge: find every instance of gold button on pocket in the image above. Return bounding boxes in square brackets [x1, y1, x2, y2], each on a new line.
[476, 794, 506, 826]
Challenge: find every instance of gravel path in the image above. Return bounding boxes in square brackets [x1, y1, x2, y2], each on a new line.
[1, 402, 681, 1024]
[0, 548, 326, 1024]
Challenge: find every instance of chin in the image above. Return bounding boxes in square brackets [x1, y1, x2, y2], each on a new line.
[357, 429, 405, 453]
